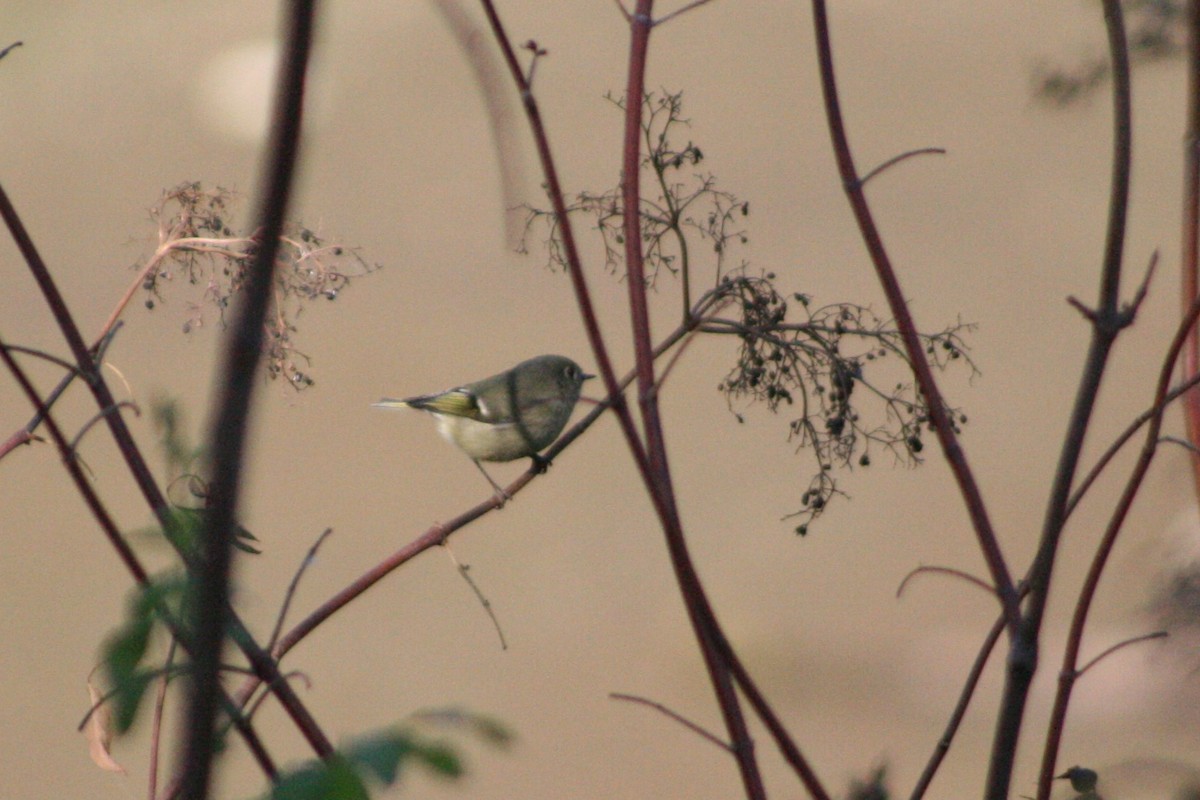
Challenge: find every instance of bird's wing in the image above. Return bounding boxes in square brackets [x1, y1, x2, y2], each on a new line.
[402, 389, 487, 421]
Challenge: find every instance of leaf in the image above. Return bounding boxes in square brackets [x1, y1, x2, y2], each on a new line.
[84, 674, 125, 774]
[343, 732, 414, 785]
[410, 707, 513, 747]
[412, 742, 462, 778]
[269, 756, 368, 800]
[165, 506, 261, 556]
[100, 574, 187, 732]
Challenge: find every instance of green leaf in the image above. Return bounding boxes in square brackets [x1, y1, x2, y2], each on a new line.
[343, 732, 414, 785]
[413, 742, 462, 778]
[99, 574, 188, 732]
[110, 669, 155, 734]
[269, 756, 368, 800]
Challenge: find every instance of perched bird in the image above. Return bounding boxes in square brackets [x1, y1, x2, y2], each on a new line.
[374, 355, 593, 502]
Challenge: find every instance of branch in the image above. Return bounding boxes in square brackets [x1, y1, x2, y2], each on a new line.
[896, 565, 997, 600]
[1003, 1, 1133, 796]
[1180, 0, 1200, 503]
[809, 0, 1017, 627]
[0, 337, 279, 783]
[1034, 291, 1200, 800]
[1076, 630, 1168, 676]
[609, 692, 732, 752]
[909, 611, 1007, 800]
[180, 1, 318, 797]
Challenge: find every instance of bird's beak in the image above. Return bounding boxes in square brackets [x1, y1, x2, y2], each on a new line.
[583, 373, 596, 381]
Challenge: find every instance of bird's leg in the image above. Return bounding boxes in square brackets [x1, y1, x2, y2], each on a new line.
[474, 459, 511, 507]
[530, 453, 550, 474]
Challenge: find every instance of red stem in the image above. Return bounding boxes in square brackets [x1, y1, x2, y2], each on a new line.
[1182, 1, 1200, 507]
[808, 0, 1018, 626]
[1036, 291, 1200, 799]
[616, 5, 766, 799]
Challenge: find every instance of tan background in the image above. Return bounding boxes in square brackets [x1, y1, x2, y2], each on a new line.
[1, 2, 1198, 798]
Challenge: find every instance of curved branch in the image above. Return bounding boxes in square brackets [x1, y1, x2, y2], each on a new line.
[860, 147, 947, 186]
[1077, 630, 1168, 676]
[1035, 291, 1200, 800]
[896, 565, 997, 600]
[809, 0, 1016, 626]
[609, 692, 732, 752]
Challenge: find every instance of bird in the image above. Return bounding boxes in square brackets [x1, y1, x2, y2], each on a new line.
[373, 354, 593, 503]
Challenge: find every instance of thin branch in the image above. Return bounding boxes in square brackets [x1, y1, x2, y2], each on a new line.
[609, 692, 732, 752]
[909, 611, 1007, 800]
[0, 343, 84, 375]
[859, 147, 947, 186]
[268, 528, 333, 650]
[809, 0, 1017, 629]
[654, 0, 719, 27]
[1035, 292, 1200, 800]
[896, 565, 997, 600]
[0, 322, 123, 464]
[617, 5, 767, 797]
[148, 639, 178, 800]
[68, 401, 140, 454]
[1180, 0, 1200, 503]
[1066, 371, 1200, 519]
[443, 541, 508, 651]
[1011, 3, 1135, 797]
[1077, 630, 1168, 676]
[0, 40, 22, 60]
[1160, 434, 1200, 454]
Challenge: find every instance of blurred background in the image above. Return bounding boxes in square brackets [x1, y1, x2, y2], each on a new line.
[1, 1, 1199, 798]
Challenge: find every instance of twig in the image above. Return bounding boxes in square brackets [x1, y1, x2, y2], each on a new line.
[0, 312, 124, 466]
[859, 147, 947, 186]
[244, 671, 312, 723]
[0, 343, 84, 375]
[896, 565, 997, 600]
[68, 401, 140, 454]
[1180, 0, 1200, 505]
[443, 542, 507, 651]
[268, 528, 333, 651]
[654, 0, 719, 27]
[1066, 371, 1200, 519]
[609, 692, 732, 752]
[148, 639, 178, 800]
[1077, 631, 1167, 675]
[909, 611, 1008, 800]
[1160, 434, 1200, 454]
[0, 40, 22, 60]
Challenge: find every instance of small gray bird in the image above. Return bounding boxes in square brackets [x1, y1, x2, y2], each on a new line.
[374, 354, 593, 501]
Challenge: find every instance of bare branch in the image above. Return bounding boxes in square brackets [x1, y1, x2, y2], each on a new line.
[268, 528, 334, 651]
[1077, 631, 1168, 676]
[609, 692, 732, 752]
[654, 0, 720, 27]
[859, 147, 947, 186]
[896, 565, 997, 601]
